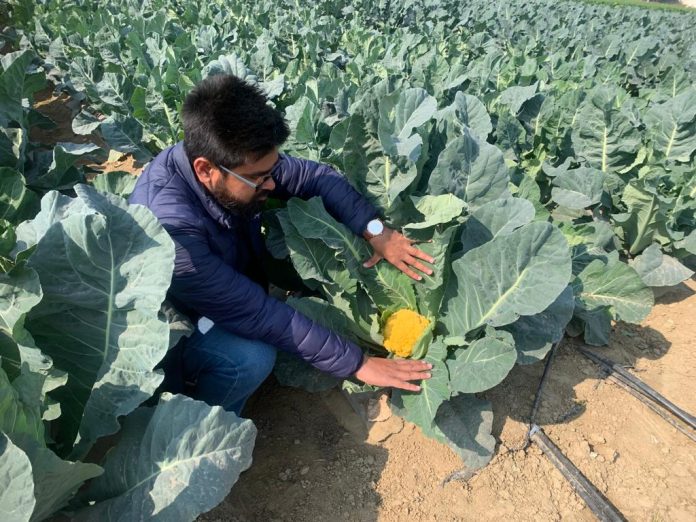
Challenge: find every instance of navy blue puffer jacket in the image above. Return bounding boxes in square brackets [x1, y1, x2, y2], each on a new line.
[129, 142, 378, 377]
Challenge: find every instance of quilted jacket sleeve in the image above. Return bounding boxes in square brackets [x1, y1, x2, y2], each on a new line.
[165, 220, 364, 378]
[270, 154, 379, 235]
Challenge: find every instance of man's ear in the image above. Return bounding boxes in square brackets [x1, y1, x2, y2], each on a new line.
[192, 157, 215, 186]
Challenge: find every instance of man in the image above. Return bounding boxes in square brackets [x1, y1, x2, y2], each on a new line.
[130, 75, 433, 415]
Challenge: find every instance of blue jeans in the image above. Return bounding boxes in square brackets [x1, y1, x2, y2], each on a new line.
[180, 325, 277, 415]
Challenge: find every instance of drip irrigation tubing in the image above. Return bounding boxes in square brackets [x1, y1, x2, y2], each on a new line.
[441, 339, 563, 484]
[529, 425, 627, 522]
[578, 347, 696, 432]
[605, 374, 696, 443]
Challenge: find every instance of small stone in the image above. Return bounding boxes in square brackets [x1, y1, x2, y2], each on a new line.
[611, 450, 619, 462]
[279, 472, 288, 481]
[590, 451, 598, 459]
[365, 455, 375, 465]
[294, 439, 300, 445]
[367, 394, 392, 422]
[578, 440, 591, 454]
[300, 466, 310, 475]
[598, 455, 605, 463]
[661, 446, 670, 455]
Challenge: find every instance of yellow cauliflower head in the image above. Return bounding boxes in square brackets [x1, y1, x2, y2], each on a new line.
[382, 309, 431, 358]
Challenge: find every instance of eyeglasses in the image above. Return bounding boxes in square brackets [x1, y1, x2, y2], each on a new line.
[218, 164, 276, 192]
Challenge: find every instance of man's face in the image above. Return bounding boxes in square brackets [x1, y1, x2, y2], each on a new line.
[195, 149, 279, 217]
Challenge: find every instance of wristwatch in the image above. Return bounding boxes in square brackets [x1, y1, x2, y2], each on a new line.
[364, 218, 385, 239]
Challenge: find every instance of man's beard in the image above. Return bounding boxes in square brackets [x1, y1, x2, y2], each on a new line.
[209, 179, 269, 218]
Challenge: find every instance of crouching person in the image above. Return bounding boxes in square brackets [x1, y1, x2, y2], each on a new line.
[129, 75, 433, 415]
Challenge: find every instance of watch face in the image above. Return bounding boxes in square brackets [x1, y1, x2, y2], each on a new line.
[367, 219, 384, 235]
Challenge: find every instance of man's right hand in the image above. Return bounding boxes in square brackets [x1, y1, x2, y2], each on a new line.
[354, 355, 432, 392]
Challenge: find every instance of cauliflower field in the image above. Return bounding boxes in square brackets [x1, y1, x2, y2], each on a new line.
[0, 0, 694, 520]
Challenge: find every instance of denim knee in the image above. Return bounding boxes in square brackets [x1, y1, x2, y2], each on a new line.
[241, 338, 277, 387]
[181, 326, 277, 413]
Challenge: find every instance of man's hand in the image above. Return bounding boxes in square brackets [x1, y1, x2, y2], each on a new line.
[354, 355, 432, 392]
[363, 227, 434, 281]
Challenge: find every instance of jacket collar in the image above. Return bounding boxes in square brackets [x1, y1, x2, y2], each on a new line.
[172, 142, 237, 229]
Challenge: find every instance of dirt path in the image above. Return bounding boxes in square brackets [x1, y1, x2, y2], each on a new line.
[202, 277, 696, 522]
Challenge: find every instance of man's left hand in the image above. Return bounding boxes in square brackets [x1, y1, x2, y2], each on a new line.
[363, 227, 434, 281]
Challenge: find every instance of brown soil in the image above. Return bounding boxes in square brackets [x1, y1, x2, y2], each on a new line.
[201, 277, 696, 522]
[31, 87, 97, 146]
[32, 90, 143, 177]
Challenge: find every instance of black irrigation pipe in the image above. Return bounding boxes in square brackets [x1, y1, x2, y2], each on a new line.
[578, 347, 696, 432]
[441, 339, 564, 484]
[446, 337, 695, 522]
[605, 374, 696, 443]
[525, 341, 628, 522]
[527, 339, 562, 439]
[529, 425, 627, 522]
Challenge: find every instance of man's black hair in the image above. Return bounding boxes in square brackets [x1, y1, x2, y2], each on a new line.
[182, 74, 290, 168]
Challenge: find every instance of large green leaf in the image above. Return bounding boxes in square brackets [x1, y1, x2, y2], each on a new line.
[0, 265, 53, 379]
[426, 394, 495, 472]
[443, 222, 571, 335]
[287, 197, 416, 310]
[24, 143, 100, 191]
[13, 189, 92, 256]
[23, 439, 103, 522]
[202, 53, 258, 83]
[343, 115, 419, 211]
[503, 285, 575, 364]
[459, 197, 535, 254]
[280, 217, 356, 294]
[612, 182, 671, 255]
[435, 91, 492, 140]
[0, 51, 35, 125]
[285, 197, 366, 267]
[675, 230, 696, 256]
[404, 194, 465, 230]
[77, 393, 256, 522]
[0, 169, 30, 224]
[0, 128, 25, 171]
[568, 306, 613, 346]
[551, 166, 605, 210]
[90, 171, 138, 198]
[413, 225, 459, 317]
[390, 340, 450, 429]
[497, 84, 539, 115]
[286, 296, 370, 346]
[447, 331, 517, 394]
[99, 115, 153, 163]
[24, 185, 174, 456]
[0, 432, 35, 522]
[378, 87, 437, 161]
[573, 258, 653, 325]
[284, 97, 319, 145]
[0, 365, 102, 521]
[571, 87, 641, 173]
[428, 128, 510, 209]
[644, 87, 696, 163]
[0, 366, 45, 443]
[630, 243, 693, 287]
